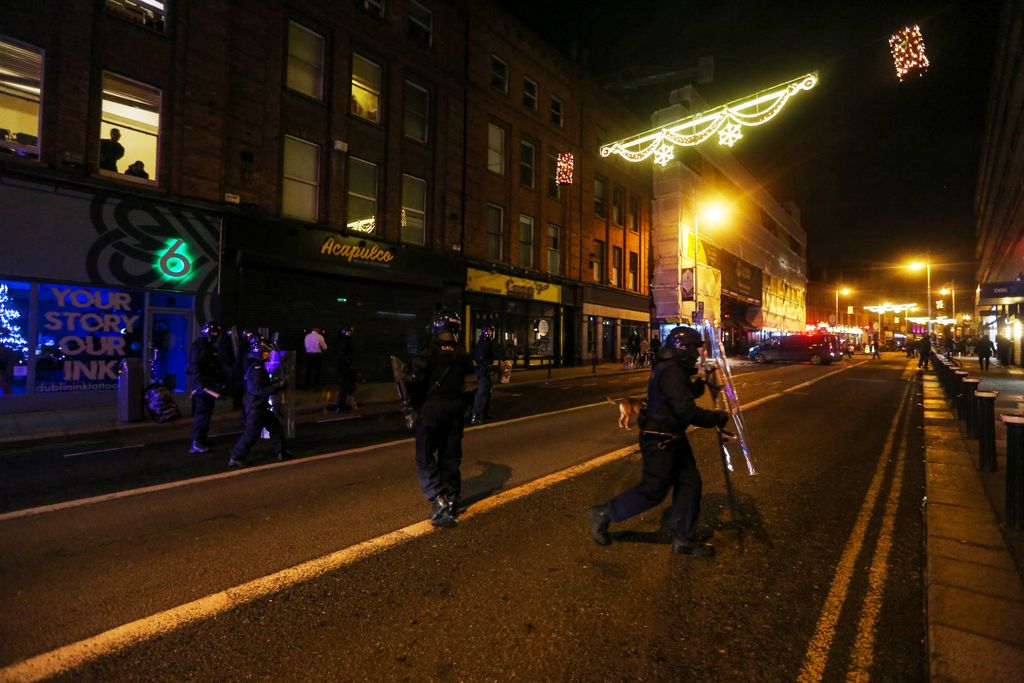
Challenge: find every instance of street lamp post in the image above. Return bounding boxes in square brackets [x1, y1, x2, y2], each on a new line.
[835, 287, 851, 328]
[690, 200, 727, 325]
[909, 260, 932, 332]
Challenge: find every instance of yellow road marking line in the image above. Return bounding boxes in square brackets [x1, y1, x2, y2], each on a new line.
[0, 445, 638, 683]
[796, 378, 912, 683]
[846, 389, 910, 681]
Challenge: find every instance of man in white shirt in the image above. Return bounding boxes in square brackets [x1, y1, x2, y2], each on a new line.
[303, 327, 327, 388]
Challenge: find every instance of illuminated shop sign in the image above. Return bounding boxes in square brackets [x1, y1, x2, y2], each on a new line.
[320, 235, 395, 265]
[156, 238, 193, 279]
[466, 268, 561, 303]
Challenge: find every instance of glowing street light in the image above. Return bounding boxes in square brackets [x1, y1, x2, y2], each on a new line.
[835, 287, 852, 327]
[907, 260, 932, 328]
[690, 199, 729, 322]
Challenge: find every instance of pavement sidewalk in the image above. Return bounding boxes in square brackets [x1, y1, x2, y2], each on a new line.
[920, 359, 1024, 682]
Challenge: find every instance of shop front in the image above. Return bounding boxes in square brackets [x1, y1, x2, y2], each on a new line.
[582, 286, 651, 363]
[0, 178, 221, 413]
[464, 268, 566, 367]
[223, 220, 465, 383]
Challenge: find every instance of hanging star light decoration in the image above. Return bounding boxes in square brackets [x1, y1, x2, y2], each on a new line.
[889, 25, 929, 81]
[555, 152, 574, 185]
[600, 72, 818, 165]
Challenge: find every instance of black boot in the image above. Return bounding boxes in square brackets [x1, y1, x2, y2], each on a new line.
[276, 450, 293, 461]
[671, 538, 715, 558]
[446, 495, 460, 519]
[189, 441, 209, 454]
[588, 505, 611, 546]
[430, 495, 456, 528]
[227, 455, 248, 468]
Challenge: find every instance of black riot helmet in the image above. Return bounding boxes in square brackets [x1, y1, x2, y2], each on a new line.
[661, 325, 704, 366]
[200, 320, 222, 338]
[246, 334, 273, 363]
[338, 323, 353, 337]
[430, 309, 462, 341]
[481, 323, 495, 339]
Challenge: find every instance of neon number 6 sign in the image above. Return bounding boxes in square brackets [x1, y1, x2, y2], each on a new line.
[158, 239, 192, 278]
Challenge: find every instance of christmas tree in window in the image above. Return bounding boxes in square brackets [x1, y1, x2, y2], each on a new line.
[0, 282, 29, 361]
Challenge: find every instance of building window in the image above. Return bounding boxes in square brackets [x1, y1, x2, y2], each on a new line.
[100, 72, 161, 182]
[491, 55, 508, 93]
[351, 53, 381, 123]
[522, 77, 537, 111]
[520, 139, 536, 188]
[789, 235, 804, 257]
[487, 122, 505, 175]
[401, 174, 426, 245]
[347, 157, 378, 233]
[403, 80, 429, 142]
[547, 153, 560, 199]
[282, 135, 319, 221]
[286, 21, 324, 100]
[106, 0, 166, 31]
[628, 195, 639, 233]
[357, 0, 385, 18]
[408, 1, 433, 47]
[594, 177, 606, 217]
[547, 224, 560, 275]
[518, 214, 534, 269]
[0, 37, 43, 160]
[612, 246, 622, 287]
[486, 203, 503, 261]
[592, 240, 605, 283]
[550, 96, 563, 127]
[629, 251, 638, 291]
[612, 187, 624, 225]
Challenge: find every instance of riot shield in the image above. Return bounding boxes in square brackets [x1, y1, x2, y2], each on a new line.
[264, 342, 296, 440]
[390, 355, 418, 430]
[701, 323, 756, 476]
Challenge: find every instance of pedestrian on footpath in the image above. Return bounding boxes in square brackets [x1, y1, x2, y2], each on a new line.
[871, 333, 880, 359]
[303, 326, 327, 388]
[228, 335, 292, 467]
[588, 326, 729, 557]
[334, 324, 356, 412]
[917, 334, 932, 370]
[470, 323, 496, 425]
[187, 321, 226, 454]
[409, 310, 475, 528]
[976, 335, 994, 371]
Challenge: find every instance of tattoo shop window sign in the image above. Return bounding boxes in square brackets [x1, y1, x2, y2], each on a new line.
[320, 235, 396, 267]
[155, 239, 195, 282]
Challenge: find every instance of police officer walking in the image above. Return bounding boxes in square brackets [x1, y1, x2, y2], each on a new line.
[409, 310, 475, 527]
[187, 321, 225, 454]
[334, 324, 356, 413]
[228, 335, 292, 467]
[588, 326, 728, 557]
[470, 323, 496, 425]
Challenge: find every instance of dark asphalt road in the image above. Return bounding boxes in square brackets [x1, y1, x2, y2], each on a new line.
[0, 356, 926, 681]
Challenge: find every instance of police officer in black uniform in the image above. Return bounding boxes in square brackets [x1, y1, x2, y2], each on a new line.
[588, 325, 728, 557]
[335, 324, 355, 413]
[470, 323, 496, 425]
[409, 309, 475, 527]
[187, 320, 225, 454]
[227, 335, 292, 467]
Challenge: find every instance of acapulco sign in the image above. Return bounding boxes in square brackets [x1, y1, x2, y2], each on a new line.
[320, 235, 395, 266]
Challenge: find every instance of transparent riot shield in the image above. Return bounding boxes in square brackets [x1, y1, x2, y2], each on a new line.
[701, 322, 756, 476]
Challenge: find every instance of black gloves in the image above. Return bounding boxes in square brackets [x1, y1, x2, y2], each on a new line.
[715, 410, 730, 428]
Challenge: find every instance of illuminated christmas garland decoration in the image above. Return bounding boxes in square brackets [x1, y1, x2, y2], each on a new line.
[556, 152, 574, 184]
[889, 25, 929, 81]
[600, 72, 818, 164]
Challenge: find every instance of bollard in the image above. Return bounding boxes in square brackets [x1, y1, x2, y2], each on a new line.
[953, 370, 968, 419]
[963, 379, 980, 438]
[976, 391, 999, 472]
[1003, 415, 1024, 530]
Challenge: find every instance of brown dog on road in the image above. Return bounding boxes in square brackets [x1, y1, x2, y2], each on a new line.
[606, 396, 645, 430]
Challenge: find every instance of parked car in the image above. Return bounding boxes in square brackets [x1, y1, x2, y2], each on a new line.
[748, 334, 834, 365]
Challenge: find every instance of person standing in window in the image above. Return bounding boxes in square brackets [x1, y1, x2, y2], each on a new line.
[124, 160, 149, 179]
[100, 129, 125, 172]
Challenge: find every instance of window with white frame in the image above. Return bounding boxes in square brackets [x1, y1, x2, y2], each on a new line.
[522, 77, 537, 111]
[550, 96, 563, 126]
[612, 186, 624, 225]
[351, 53, 381, 123]
[100, 72, 161, 182]
[486, 203, 503, 261]
[547, 224, 560, 275]
[403, 80, 428, 142]
[593, 240, 605, 283]
[286, 21, 324, 100]
[491, 55, 508, 93]
[518, 214, 534, 269]
[106, 0, 166, 31]
[629, 251, 638, 291]
[520, 139, 535, 188]
[401, 174, 426, 245]
[347, 157, 378, 233]
[282, 135, 319, 221]
[408, 1, 433, 47]
[487, 122, 505, 175]
[612, 246, 622, 287]
[0, 37, 43, 160]
[594, 177, 606, 217]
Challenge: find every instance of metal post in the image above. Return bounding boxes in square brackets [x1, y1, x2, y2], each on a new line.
[962, 378, 980, 438]
[1003, 415, 1024, 530]
[976, 390, 999, 472]
[953, 370, 968, 419]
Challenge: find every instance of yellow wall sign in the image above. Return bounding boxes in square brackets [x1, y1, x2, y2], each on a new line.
[466, 268, 561, 303]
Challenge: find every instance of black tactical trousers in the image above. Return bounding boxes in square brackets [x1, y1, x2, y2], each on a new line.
[607, 433, 703, 541]
[471, 365, 492, 419]
[191, 392, 216, 443]
[230, 404, 285, 460]
[414, 396, 465, 501]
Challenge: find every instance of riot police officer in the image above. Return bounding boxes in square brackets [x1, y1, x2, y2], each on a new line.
[588, 325, 728, 557]
[470, 323, 496, 425]
[227, 335, 292, 467]
[187, 320, 225, 454]
[335, 324, 355, 413]
[409, 309, 475, 527]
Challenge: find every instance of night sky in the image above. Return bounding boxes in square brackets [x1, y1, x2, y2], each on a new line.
[499, 0, 1000, 307]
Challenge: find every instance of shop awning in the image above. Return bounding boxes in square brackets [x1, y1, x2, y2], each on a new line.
[978, 280, 1024, 306]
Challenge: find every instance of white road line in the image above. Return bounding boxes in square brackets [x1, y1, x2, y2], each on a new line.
[62, 444, 146, 459]
[315, 414, 361, 423]
[0, 445, 638, 683]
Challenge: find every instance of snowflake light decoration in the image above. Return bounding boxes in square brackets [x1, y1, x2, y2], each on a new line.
[653, 144, 676, 166]
[889, 25, 929, 81]
[718, 123, 743, 147]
